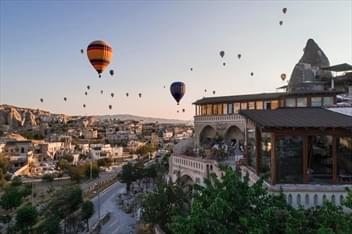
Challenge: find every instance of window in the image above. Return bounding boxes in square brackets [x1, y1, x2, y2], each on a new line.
[337, 137, 352, 183]
[261, 133, 271, 179]
[323, 97, 334, 106]
[285, 98, 296, 107]
[264, 101, 271, 110]
[206, 104, 212, 115]
[271, 100, 279, 109]
[311, 97, 322, 107]
[222, 103, 227, 115]
[256, 101, 263, 110]
[227, 103, 233, 114]
[234, 103, 240, 113]
[241, 102, 247, 110]
[247, 129, 256, 170]
[297, 97, 307, 107]
[248, 102, 255, 110]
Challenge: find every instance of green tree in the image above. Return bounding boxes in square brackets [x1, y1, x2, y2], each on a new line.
[11, 176, 23, 186]
[120, 163, 136, 193]
[38, 215, 62, 234]
[81, 200, 94, 231]
[15, 204, 38, 233]
[0, 186, 23, 210]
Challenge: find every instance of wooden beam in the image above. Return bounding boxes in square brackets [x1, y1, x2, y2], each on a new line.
[332, 136, 337, 183]
[271, 132, 277, 185]
[303, 136, 309, 183]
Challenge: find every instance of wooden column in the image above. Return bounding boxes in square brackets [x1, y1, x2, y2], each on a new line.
[303, 136, 309, 183]
[271, 133, 277, 185]
[255, 127, 261, 175]
[332, 136, 337, 183]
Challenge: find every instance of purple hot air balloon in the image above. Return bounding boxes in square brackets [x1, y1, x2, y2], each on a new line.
[170, 81, 185, 105]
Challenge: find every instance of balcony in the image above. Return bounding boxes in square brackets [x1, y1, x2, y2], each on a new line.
[240, 166, 352, 209]
[194, 114, 244, 123]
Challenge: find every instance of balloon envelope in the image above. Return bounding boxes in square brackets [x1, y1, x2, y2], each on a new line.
[279, 21, 283, 26]
[237, 54, 241, 59]
[219, 51, 225, 58]
[282, 8, 287, 14]
[281, 73, 287, 81]
[87, 40, 113, 77]
[109, 69, 114, 76]
[170, 81, 185, 105]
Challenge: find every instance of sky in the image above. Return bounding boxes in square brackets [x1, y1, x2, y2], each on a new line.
[0, 0, 351, 120]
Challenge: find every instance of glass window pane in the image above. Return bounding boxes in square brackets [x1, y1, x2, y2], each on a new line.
[338, 137, 352, 183]
[256, 101, 263, 110]
[323, 97, 334, 106]
[223, 104, 227, 115]
[271, 100, 279, 110]
[277, 136, 303, 183]
[241, 102, 247, 110]
[248, 102, 255, 110]
[261, 132, 271, 180]
[297, 97, 307, 107]
[311, 97, 322, 107]
[285, 98, 296, 107]
[234, 103, 240, 113]
[227, 103, 233, 114]
[264, 101, 271, 110]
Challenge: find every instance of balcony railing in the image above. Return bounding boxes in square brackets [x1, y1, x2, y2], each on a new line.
[194, 114, 244, 123]
[240, 166, 352, 209]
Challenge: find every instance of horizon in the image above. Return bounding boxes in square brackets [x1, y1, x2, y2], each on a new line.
[1, 1, 351, 120]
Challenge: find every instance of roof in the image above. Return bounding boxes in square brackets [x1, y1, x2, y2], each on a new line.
[322, 63, 352, 72]
[239, 108, 352, 128]
[193, 92, 285, 105]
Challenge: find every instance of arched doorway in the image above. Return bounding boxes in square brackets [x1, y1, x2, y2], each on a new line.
[224, 126, 244, 154]
[199, 125, 216, 148]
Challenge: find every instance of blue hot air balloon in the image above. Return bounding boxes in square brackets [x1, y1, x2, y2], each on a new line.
[170, 81, 185, 105]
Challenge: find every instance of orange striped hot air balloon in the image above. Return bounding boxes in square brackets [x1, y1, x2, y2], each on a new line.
[87, 40, 113, 78]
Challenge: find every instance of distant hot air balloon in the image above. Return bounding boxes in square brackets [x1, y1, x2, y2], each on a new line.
[219, 50, 225, 58]
[108, 105, 112, 110]
[190, 67, 193, 71]
[204, 89, 207, 92]
[281, 73, 287, 81]
[40, 98, 44, 103]
[212, 90, 216, 95]
[222, 62, 226, 66]
[282, 8, 287, 14]
[177, 110, 179, 113]
[111, 93, 114, 98]
[279, 21, 283, 26]
[64, 97, 67, 102]
[126, 92, 129, 97]
[138, 93, 142, 98]
[87, 40, 113, 78]
[109, 69, 114, 76]
[87, 85, 90, 90]
[163, 85, 166, 89]
[80, 49, 84, 54]
[100, 90, 104, 94]
[237, 54, 242, 59]
[83, 104, 86, 108]
[182, 108, 185, 113]
[170, 81, 185, 105]
[250, 72, 254, 77]
[85, 91, 88, 96]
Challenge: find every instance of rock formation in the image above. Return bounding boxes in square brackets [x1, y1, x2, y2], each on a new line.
[288, 39, 332, 93]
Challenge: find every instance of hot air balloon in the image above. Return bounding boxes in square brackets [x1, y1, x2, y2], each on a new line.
[237, 54, 242, 59]
[83, 104, 86, 108]
[111, 93, 114, 98]
[204, 89, 207, 92]
[109, 69, 114, 76]
[250, 72, 254, 77]
[100, 90, 104, 94]
[87, 40, 113, 78]
[223, 62, 226, 66]
[182, 108, 185, 113]
[281, 73, 287, 81]
[219, 50, 225, 58]
[138, 93, 142, 98]
[163, 86, 166, 88]
[126, 93, 129, 97]
[282, 8, 287, 14]
[80, 49, 84, 54]
[170, 81, 185, 105]
[40, 98, 44, 103]
[87, 85, 90, 90]
[212, 90, 216, 95]
[279, 21, 283, 26]
[64, 97, 67, 102]
[177, 110, 179, 113]
[108, 105, 112, 110]
[190, 67, 193, 71]
[85, 91, 88, 96]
